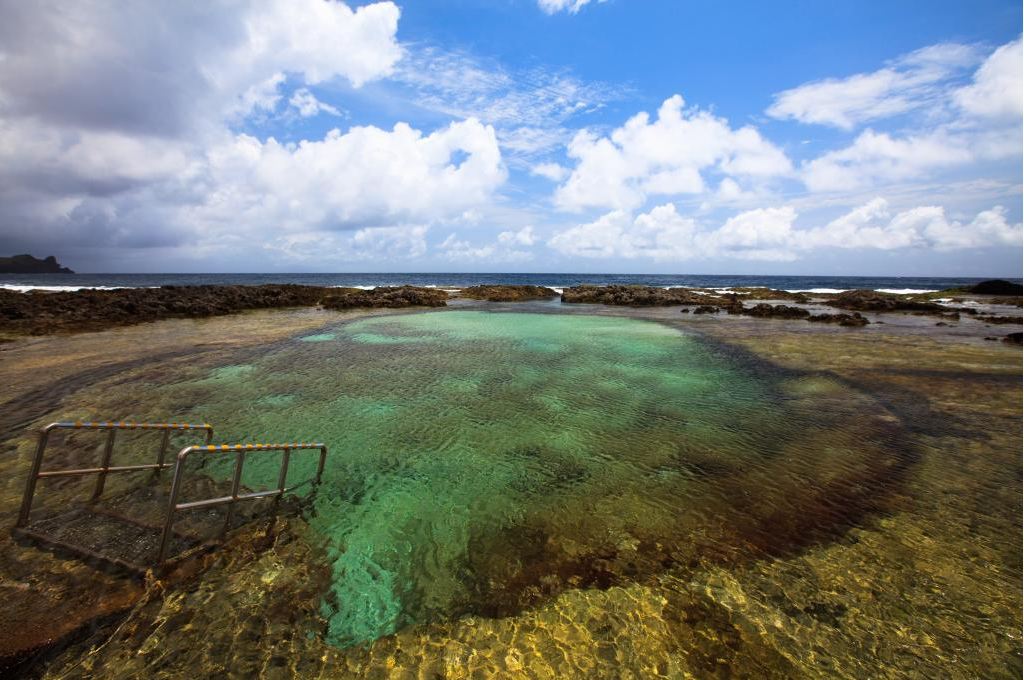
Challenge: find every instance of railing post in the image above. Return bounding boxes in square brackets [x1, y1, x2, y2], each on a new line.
[155, 429, 171, 470]
[91, 428, 117, 501]
[276, 447, 291, 496]
[157, 446, 191, 564]
[222, 450, 246, 536]
[316, 446, 327, 484]
[16, 426, 53, 528]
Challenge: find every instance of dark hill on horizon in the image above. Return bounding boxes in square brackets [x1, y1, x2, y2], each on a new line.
[0, 254, 74, 274]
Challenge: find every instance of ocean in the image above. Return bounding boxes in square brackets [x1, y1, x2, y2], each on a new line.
[1, 272, 1020, 294]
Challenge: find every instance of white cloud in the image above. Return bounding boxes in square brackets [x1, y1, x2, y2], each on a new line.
[548, 205, 700, 260]
[804, 200, 1022, 251]
[288, 88, 343, 117]
[193, 119, 505, 233]
[0, 1, 401, 135]
[498, 226, 537, 246]
[537, 0, 604, 15]
[954, 37, 1023, 120]
[547, 200, 1021, 261]
[555, 95, 792, 211]
[440, 229, 533, 262]
[802, 129, 974, 192]
[0, 1, 514, 261]
[392, 46, 620, 157]
[272, 225, 427, 262]
[530, 162, 569, 181]
[767, 42, 979, 129]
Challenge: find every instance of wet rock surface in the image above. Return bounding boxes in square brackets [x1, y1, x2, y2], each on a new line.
[320, 285, 448, 310]
[562, 285, 718, 306]
[459, 285, 559, 301]
[824, 289, 946, 313]
[744, 303, 811, 319]
[0, 285, 327, 335]
[0, 285, 452, 335]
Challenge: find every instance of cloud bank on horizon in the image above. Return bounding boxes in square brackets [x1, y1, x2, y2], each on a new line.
[0, 0, 1019, 274]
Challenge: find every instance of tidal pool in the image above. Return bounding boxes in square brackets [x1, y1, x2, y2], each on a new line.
[126, 310, 907, 648]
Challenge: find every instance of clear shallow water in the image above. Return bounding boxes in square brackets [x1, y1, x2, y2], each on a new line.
[127, 311, 907, 648]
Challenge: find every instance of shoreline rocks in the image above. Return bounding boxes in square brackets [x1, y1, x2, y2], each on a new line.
[0, 285, 448, 335]
[460, 285, 559, 301]
[561, 285, 717, 306]
[320, 286, 448, 310]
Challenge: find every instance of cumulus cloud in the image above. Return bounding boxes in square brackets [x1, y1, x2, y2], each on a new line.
[498, 226, 537, 246]
[530, 162, 569, 181]
[801, 129, 975, 192]
[0, 0, 513, 265]
[554, 95, 792, 211]
[767, 43, 980, 129]
[954, 37, 1023, 120]
[548, 200, 1021, 261]
[779, 38, 1023, 197]
[537, 0, 604, 15]
[192, 119, 504, 234]
[440, 227, 533, 262]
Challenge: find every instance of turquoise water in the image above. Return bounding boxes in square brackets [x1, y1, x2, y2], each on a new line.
[152, 311, 899, 647]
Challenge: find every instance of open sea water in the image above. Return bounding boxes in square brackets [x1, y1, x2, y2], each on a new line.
[1, 272, 1020, 294]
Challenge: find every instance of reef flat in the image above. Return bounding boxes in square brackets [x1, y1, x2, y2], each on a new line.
[0, 299, 1019, 678]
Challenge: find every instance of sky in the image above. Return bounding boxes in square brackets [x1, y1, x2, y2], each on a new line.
[0, 0, 1020, 275]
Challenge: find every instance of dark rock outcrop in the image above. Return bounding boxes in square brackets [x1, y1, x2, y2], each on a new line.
[975, 314, 1023, 325]
[1003, 332, 1023, 345]
[691, 305, 720, 315]
[460, 285, 559, 301]
[966, 279, 1023, 295]
[320, 286, 448, 310]
[0, 254, 74, 273]
[807, 312, 870, 327]
[730, 287, 810, 303]
[561, 285, 716, 306]
[825, 290, 944, 313]
[743, 303, 811, 319]
[0, 284, 327, 335]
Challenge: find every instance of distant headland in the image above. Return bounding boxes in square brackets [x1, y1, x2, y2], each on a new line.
[0, 254, 74, 274]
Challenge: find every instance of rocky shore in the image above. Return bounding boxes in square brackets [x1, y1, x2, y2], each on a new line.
[0, 281, 1020, 338]
[459, 285, 559, 301]
[0, 285, 451, 335]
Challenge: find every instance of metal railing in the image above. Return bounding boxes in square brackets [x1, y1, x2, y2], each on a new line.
[16, 420, 215, 528]
[156, 442, 327, 563]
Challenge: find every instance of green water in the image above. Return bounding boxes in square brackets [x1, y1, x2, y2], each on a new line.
[154, 311, 898, 647]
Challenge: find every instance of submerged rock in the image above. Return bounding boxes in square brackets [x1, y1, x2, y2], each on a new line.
[460, 285, 559, 301]
[975, 314, 1023, 325]
[691, 305, 720, 315]
[807, 312, 870, 327]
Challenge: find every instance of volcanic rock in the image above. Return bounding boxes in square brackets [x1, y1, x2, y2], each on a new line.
[561, 285, 716, 306]
[320, 286, 448, 310]
[966, 280, 1023, 295]
[460, 285, 559, 301]
[807, 312, 870, 327]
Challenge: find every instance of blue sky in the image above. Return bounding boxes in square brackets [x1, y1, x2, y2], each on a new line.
[0, 0, 1020, 274]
